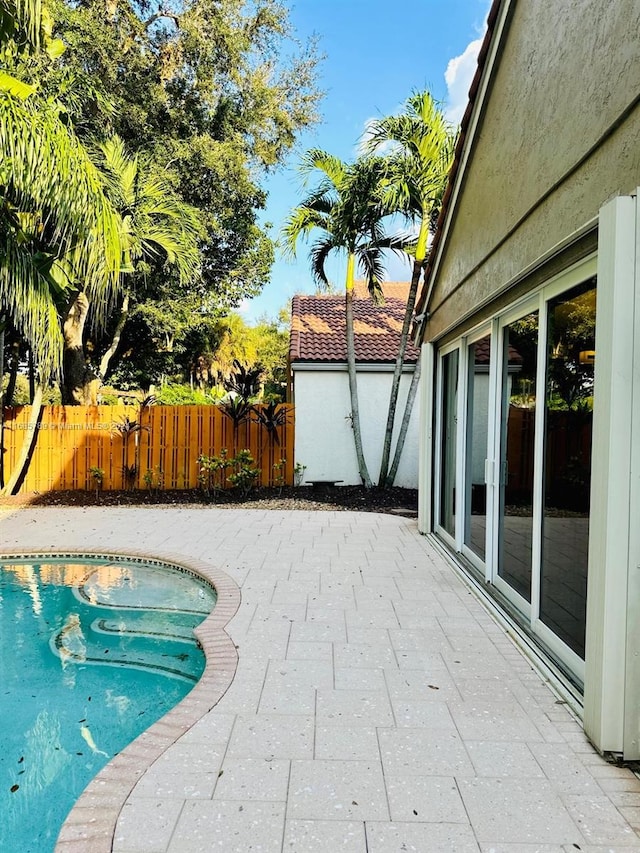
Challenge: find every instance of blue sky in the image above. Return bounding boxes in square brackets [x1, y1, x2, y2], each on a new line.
[242, 0, 491, 323]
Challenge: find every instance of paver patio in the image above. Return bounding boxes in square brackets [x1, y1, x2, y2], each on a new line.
[1, 505, 639, 852]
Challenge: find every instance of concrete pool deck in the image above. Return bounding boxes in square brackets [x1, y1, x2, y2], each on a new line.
[1, 505, 640, 853]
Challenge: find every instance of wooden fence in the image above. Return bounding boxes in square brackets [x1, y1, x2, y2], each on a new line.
[1, 405, 295, 493]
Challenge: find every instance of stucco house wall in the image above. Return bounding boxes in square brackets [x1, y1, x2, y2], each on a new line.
[293, 368, 419, 489]
[425, 0, 640, 341]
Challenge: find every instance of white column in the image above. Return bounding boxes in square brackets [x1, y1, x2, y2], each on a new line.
[624, 191, 640, 759]
[418, 343, 434, 534]
[583, 193, 637, 755]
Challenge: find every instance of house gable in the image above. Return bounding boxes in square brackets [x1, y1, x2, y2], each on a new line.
[420, 0, 640, 341]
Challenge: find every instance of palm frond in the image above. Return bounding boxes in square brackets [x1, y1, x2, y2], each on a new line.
[309, 235, 339, 288]
[299, 148, 347, 187]
[281, 204, 330, 258]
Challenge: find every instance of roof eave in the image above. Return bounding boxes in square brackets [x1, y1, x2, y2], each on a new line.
[414, 0, 515, 343]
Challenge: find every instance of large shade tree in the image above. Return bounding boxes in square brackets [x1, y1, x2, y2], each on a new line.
[365, 90, 456, 486]
[45, 0, 321, 309]
[283, 150, 405, 488]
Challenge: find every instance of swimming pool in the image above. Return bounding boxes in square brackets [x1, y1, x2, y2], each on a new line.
[0, 555, 217, 853]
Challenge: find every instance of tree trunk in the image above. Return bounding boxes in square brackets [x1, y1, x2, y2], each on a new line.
[99, 293, 130, 379]
[5, 339, 20, 406]
[28, 347, 35, 403]
[62, 291, 96, 405]
[0, 317, 4, 488]
[345, 255, 372, 488]
[84, 292, 130, 403]
[0, 383, 43, 496]
[378, 256, 423, 487]
[386, 356, 421, 488]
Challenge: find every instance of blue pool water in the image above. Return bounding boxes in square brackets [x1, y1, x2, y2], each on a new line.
[0, 556, 216, 853]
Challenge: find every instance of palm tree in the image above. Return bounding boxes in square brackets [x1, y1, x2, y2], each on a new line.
[1, 0, 122, 377]
[283, 150, 405, 488]
[61, 135, 202, 403]
[1, 0, 122, 491]
[364, 90, 456, 486]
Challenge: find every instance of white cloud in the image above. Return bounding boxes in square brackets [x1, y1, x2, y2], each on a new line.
[444, 36, 484, 126]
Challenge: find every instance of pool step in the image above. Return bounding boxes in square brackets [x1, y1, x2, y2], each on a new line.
[52, 615, 203, 682]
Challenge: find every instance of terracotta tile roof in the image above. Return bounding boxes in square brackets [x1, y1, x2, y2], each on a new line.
[289, 282, 420, 365]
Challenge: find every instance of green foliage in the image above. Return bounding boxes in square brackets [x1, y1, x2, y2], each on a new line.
[2, 0, 320, 399]
[197, 448, 230, 497]
[142, 465, 164, 493]
[223, 359, 263, 400]
[2, 374, 61, 404]
[197, 448, 259, 497]
[110, 414, 148, 443]
[283, 151, 406, 299]
[45, 0, 320, 311]
[154, 383, 223, 406]
[294, 461, 307, 487]
[89, 465, 104, 497]
[272, 457, 286, 492]
[219, 394, 253, 430]
[226, 449, 260, 495]
[252, 400, 288, 444]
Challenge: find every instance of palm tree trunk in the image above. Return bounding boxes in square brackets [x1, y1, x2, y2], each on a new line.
[0, 315, 4, 488]
[99, 293, 130, 379]
[345, 254, 372, 488]
[5, 339, 20, 405]
[28, 347, 35, 402]
[0, 383, 43, 496]
[62, 291, 95, 405]
[386, 356, 421, 487]
[378, 256, 422, 486]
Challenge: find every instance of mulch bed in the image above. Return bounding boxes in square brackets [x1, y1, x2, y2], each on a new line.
[0, 485, 419, 516]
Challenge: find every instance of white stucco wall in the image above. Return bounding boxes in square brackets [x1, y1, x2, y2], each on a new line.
[292, 367, 420, 488]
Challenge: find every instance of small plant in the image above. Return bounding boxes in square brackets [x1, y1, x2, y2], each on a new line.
[122, 463, 137, 490]
[219, 396, 253, 432]
[89, 467, 104, 499]
[227, 449, 260, 497]
[197, 449, 230, 498]
[294, 462, 307, 487]
[143, 466, 164, 495]
[111, 415, 148, 442]
[272, 457, 286, 494]
[252, 401, 289, 445]
[223, 360, 263, 400]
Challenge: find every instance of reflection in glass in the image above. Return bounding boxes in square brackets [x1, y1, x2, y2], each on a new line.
[464, 336, 491, 561]
[439, 350, 459, 536]
[498, 311, 538, 602]
[540, 279, 596, 658]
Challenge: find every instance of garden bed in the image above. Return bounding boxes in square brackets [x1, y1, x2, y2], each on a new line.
[0, 485, 419, 516]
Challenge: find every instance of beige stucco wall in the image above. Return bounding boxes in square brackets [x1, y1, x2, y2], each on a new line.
[426, 0, 640, 340]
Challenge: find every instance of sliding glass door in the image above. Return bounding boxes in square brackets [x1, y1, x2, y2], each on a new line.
[463, 333, 492, 566]
[539, 279, 596, 659]
[437, 349, 459, 540]
[496, 308, 538, 606]
[433, 258, 597, 679]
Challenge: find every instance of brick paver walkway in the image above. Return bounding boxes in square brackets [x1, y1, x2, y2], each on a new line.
[1, 506, 639, 852]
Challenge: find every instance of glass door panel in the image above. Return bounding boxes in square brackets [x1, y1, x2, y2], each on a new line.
[498, 311, 538, 602]
[540, 278, 596, 659]
[464, 335, 491, 562]
[439, 350, 459, 537]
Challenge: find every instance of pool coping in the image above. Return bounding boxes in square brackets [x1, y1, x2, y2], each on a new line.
[0, 548, 241, 853]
